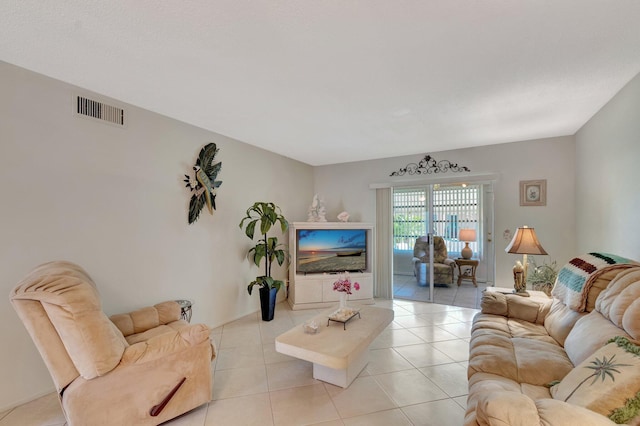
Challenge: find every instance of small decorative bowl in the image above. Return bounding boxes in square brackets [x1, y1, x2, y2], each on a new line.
[303, 320, 319, 334]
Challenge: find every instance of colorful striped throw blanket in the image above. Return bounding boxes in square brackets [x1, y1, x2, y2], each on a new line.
[551, 252, 636, 312]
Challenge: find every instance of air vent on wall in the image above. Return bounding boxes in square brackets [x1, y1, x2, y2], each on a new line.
[75, 95, 125, 126]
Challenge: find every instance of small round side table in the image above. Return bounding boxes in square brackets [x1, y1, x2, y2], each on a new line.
[175, 299, 193, 323]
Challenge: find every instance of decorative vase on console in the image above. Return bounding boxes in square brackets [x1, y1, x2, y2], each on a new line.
[339, 291, 348, 309]
[333, 272, 360, 310]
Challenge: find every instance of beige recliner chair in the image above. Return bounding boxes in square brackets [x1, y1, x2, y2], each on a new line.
[10, 261, 215, 426]
[412, 236, 456, 286]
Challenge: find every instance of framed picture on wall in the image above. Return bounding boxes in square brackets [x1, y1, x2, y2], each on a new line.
[520, 180, 546, 206]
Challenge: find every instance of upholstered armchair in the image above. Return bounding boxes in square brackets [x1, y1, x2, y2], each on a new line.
[412, 236, 456, 286]
[10, 261, 215, 426]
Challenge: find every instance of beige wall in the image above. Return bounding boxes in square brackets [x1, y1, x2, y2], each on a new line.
[575, 72, 640, 261]
[0, 62, 314, 409]
[313, 136, 577, 288]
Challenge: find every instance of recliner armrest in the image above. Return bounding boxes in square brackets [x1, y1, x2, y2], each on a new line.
[120, 323, 214, 366]
[443, 258, 456, 266]
[110, 301, 182, 337]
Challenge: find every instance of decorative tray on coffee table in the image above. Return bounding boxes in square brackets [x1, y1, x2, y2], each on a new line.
[327, 307, 361, 330]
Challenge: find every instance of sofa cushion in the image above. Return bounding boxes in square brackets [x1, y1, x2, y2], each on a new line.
[468, 372, 552, 400]
[472, 314, 558, 344]
[480, 292, 550, 325]
[465, 372, 552, 426]
[596, 267, 640, 340]
[550, 337, 640, 423]
[469, 326, 574, 386]
[543, 299, 585, 346]
[564, 267, 640, 366]
[585, 268, 631, 313]
[563, 312, 633, 367]
[475, 393, 622, 426]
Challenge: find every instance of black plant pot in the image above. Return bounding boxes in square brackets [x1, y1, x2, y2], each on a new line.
[259, 286, 278, 321]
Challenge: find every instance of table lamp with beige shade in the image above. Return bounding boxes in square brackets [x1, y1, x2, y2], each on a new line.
[459, 228, 477, 259]
[505, 226, 548, 295]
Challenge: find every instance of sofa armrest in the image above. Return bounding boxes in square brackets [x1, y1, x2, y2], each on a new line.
[475, 392, 618, 426]
[444, 258, 456, 267]
[120, 323, 214, 365]
[110, 301, 182, 337]
[480, 290, 552, 324]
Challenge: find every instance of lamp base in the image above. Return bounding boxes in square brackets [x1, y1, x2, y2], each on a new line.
[512, 260, 527, 294]
[461, 243, 472, 260]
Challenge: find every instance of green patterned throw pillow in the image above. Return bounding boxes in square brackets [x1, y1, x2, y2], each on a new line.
[550, 336, 640, 423]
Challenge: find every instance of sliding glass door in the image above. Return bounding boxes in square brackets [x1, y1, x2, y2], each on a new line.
[392, 182, 493, 303]
[393, 186, 435, 301]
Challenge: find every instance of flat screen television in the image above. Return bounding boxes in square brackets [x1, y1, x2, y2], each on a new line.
[296, 228, 367, 274]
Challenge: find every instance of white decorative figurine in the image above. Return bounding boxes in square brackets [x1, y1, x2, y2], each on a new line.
[307, 194, 327, 222]
[337, 211, 350, 222]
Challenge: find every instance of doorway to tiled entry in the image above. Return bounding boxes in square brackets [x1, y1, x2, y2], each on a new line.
[393, 274, 488, 309]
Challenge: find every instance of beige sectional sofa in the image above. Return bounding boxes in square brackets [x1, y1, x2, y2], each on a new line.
[465, 254, 640, 425]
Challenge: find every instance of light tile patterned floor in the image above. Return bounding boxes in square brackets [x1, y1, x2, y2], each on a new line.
[1, 298, 479, 426]
[393, 273, 488, 309]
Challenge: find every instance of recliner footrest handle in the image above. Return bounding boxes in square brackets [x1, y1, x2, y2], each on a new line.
[149, 377, 186, 417]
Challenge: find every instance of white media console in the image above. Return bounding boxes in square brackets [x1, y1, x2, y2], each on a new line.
[288, 222, 375, 310]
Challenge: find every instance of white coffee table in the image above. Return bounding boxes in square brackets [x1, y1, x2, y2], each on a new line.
[275, 305, 394, 388]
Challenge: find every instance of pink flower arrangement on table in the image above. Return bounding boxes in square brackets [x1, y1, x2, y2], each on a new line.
[332, 272, 360, 294]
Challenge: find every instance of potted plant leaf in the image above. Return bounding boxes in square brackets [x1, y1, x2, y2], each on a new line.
[527, 257, 559, 296]
[239, 202, 289, 321]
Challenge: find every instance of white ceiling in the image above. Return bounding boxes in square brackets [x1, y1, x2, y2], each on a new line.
[2, 1, 640, 166]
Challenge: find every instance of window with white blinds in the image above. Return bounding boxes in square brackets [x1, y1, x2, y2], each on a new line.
[393, 188, 427, 250]
[393, 184, 480, 256]
[433, 184, 480, 255]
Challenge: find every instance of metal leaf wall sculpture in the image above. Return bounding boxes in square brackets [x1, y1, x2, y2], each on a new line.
[390, 154, 470, 177]
[184, 143, 223, 224]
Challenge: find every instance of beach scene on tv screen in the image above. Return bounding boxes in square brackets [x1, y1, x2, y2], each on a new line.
[297, 229, 366, 273]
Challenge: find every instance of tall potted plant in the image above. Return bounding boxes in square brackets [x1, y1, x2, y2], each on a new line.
[239, 202, 289, 321]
